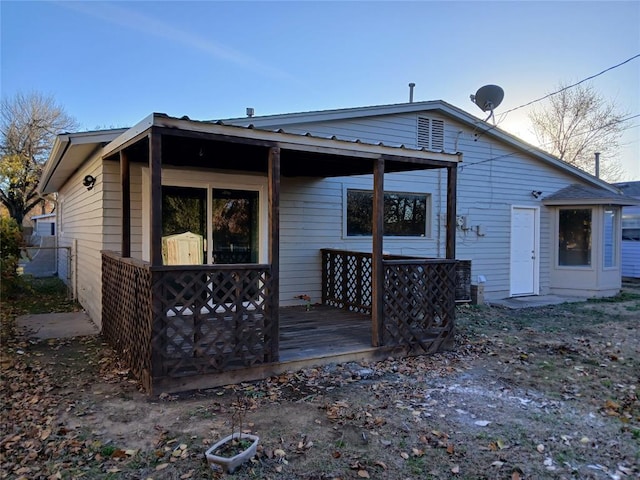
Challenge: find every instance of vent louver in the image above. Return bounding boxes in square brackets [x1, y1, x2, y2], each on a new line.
[417, 116, 445, 151]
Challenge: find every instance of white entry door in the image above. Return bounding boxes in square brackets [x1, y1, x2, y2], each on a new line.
[510, 207, 539, 296]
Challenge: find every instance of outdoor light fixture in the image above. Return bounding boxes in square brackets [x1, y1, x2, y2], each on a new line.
[83, 175, 96, 190]
[531, 190, 542, 199]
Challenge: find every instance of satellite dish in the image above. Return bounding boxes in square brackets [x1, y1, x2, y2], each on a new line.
[470, 84, 504, 124]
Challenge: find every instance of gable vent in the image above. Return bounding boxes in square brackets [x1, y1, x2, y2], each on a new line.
[417, 116, 445, 151]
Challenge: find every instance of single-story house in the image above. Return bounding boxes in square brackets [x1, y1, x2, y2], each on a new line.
[220, 100, 638, 300]
[39, 113, 461, 392]
[39, 100, 637, 392]
[614, 181, 640, 278]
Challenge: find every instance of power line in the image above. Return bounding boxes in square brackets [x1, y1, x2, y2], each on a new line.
[498, 54, 640, 118]
[460, 113, 640, 171]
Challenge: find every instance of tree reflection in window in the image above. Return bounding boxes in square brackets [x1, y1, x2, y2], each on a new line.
[347, 190, 428, 237]
[558, 208, 592, 266]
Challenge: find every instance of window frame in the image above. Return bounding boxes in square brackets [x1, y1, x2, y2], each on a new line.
[343, 187, 432, 239]
[142, 167, 268, 264]
[557, 207, 593, 268]
[603, 207, 618, 269]
[622, 213, 640, 241]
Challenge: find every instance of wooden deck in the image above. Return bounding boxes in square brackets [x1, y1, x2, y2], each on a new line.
[279, 305, 372, 361]
[153, 305, 399, 393]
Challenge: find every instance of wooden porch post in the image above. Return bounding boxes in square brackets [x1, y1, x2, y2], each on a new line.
[120, 149, 131, 257]
[372, 157, 384, 347]
[446, 160, 459, 260]
[268, 146, 281, 361]
[149, 128, 163, 266]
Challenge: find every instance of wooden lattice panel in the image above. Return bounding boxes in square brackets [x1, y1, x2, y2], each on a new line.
[321, 249, 372, 314]
[383, 261, 456, 353]
[150, 265, 274, 379]
[102, 252, 153, 391]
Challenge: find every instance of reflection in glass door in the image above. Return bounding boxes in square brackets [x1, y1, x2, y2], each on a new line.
[212, 189, 259, 264]
[162, 186, 207, 264]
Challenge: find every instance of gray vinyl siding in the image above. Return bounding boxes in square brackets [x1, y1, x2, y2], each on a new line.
[265, 111, 595, 300]
[56, 153, 113, 328]
[621, 204, 640, 278]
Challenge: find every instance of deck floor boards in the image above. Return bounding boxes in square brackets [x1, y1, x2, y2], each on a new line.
[279, 305, 372, 361]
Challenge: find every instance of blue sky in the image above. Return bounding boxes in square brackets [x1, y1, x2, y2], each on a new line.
[2, 1, 639, 179]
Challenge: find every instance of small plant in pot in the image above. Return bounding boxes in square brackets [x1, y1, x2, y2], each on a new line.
[205, 393, 259, 474]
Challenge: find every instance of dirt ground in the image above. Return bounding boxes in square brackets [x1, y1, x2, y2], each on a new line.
[1, 283, 639, 480]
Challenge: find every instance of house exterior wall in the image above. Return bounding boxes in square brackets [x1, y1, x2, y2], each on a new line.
[621, 203, 640, 278]
[54, 108, 626, 328]
[255, 111, 601, 300]
[56, 153, 117, 329]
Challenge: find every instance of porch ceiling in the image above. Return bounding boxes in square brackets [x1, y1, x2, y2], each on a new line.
[103, 113, 460, 177]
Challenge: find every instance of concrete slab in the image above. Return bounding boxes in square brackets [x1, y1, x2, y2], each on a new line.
[16, 312, 99, 339]
[486, 295, 585, 309]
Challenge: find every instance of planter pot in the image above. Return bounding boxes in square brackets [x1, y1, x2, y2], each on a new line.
[205, 432, 259, 473]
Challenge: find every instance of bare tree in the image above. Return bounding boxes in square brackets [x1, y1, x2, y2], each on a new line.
[528, 82, 626, 181]
[0, 92, 77, 225]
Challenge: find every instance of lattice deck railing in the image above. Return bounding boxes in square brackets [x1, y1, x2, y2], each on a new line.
[321, 249, 458, 353]
[102, 252, 275, 390]
[102, 253, 154, 390]
[383, 259, 456, 352]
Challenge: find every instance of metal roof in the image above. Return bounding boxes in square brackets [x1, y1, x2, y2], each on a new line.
[40, 113, 460, 194]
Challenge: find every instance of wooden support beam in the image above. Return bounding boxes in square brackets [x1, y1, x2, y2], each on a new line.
[120, 149, 131, 257]
[372, 157, 384, 347]
[446, 160, 459, 260]
[268, 146, 281, 361]
[149, 129, 163, 266]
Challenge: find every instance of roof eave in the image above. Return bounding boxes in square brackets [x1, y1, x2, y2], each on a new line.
[542, 198, 640, 207]
[38, 134, 71, 195]
[101, 113, 461, 165]
[39, 128, 128, 194]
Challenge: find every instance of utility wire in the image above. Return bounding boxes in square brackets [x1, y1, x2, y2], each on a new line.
[471, 53, 640, 138]
[498, 54, 640, 118]
[460, 113, 639, 171]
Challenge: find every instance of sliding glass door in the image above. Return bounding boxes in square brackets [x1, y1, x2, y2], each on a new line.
[159, 184, 260, 265]
[212, 189, 259, 264]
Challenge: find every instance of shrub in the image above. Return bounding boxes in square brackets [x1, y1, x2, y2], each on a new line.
[0, 217, 24, 298]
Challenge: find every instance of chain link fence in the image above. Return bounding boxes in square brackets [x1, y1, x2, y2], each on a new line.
[18, 236, 73, 299]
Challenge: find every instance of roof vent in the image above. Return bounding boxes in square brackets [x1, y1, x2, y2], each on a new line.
[246, 107, 255, 118]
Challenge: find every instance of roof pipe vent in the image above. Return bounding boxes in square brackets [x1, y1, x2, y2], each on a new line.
[594, 152, 600, 178]
[408, 83, 415, 103]
[246, 107, 255, 118]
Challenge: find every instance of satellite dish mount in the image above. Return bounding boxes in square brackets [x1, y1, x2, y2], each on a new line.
[470, 84, 504, 124]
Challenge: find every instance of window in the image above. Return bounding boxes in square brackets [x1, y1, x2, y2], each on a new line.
[603, 208, 616, 268]
[346, 189, 429, 237]
[558, 208, 592, 266]
[622, 213, 640, 241]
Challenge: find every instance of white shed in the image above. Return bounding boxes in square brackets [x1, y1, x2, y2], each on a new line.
[31, 213, 56, 236]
